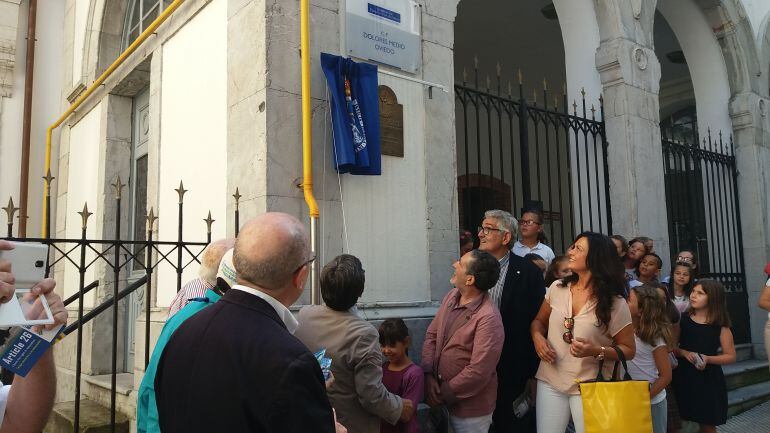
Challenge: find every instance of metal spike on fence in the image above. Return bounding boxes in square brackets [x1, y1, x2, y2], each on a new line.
[146, 207, 158, 232]
[591, 105, 596, 119]
[554, 96, 559, 110]
[175, 181, 188, 204]
[43, 169, 55, 193]
[233, 188, 242, 211]
[3, 197, 18, 225]
[517, 69, 523, 85]
[111, 176, 125, 200]
[496, 62, 501, 77]
[542, 78, 548, 91]
[532, 89, 537, 105]
[78, 203, 93, 230]
[572, 100, 578, 115]
[580, 87, 586, 98]
[508, 81, 512, 98]
[463, 68, 467, 85]
[474, 55, 479, 69]
[204, 211, 215, 234]
[486, 75, 490, 91]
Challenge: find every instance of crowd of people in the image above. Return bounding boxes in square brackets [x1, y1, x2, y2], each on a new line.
[131, 208, 746, 433]
[0, 207, 764, 433]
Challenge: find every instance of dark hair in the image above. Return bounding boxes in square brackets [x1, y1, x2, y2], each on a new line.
[563, 232, 628, 330]
[675, 250, 699, 276]
[523, 253, 544, 262]
[466, 249, 501, 292]
[656, 284, 681, 325]
[545, 255, 569, 287]
[628, 237, 651, 254]
[320, 254, 365, 311]
[378, 318, 410, 349]
[521, 209, 549, 244]
[610, 235, 629, 255]
[693, 279, 731, 327]
[668, 262, 694, 299]
[635, 253, 662, 277]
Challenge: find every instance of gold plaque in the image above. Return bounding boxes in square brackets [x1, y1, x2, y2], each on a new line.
[378, 85, 404, 157]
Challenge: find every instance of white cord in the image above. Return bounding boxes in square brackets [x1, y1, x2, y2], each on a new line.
[325, 85, 350, 253]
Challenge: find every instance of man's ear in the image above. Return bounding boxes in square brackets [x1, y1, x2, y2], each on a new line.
[502, 231, 512, 247]
[293, 263, 311, 290]
[466, 274, 476, 287]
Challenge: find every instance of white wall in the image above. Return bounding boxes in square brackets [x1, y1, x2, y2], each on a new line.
[156, 0, 227, 307]
[63, 102, 102, 306]
[741, 0, 770, 40]
[327, 75, 431, 305]
[71, 0, 88, 87]
[0, 0, 64, 237]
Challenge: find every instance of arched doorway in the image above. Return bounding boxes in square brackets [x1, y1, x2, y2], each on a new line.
[454, 0, 611, 254]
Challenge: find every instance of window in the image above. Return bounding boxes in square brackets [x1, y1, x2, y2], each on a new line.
[122, 0, 173, 49]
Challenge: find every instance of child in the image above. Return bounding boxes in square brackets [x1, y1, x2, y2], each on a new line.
[544, 255, 571, 287]
[624, 237, 649, 280]
[378, 318, 424, 433]
[667, 262, 694, 313]
[523, 253, 547, 273]
[636, 253, 662, 285]
[627, 284, 674, 433]
[672, 280, 736, 433]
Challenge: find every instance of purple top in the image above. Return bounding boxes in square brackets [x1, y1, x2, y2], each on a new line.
[380, 362, 424, 433]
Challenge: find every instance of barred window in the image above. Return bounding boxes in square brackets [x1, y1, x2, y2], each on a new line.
[122, 0, 173, 49]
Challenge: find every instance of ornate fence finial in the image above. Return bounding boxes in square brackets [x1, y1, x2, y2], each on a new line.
[175, 181, 188, 204]
[463, 68, 468, 84]
[204, 211, 215, 234]
[517, 69, 523, 85]
[474, 55, 479, 69]
[496, 62, 501, 77]
[233, 188, 241, 211]
[78, 203, 93, 230]
[507, 81, 513, 98]
[580, 87, 586, 98]
[146, 207, 158, 232]
[111, 176, 125, 200]
[572, 100, 578, 115]
[542, 78, 548, 91]
[591, 105, 596, 119]
[43, 169, 55, 193]
[3, 197, 18, 224]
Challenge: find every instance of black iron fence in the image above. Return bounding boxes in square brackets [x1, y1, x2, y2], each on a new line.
[1, 176, 243, 432]
[661, 128, 750, 344]
[455, 61, 611, 253]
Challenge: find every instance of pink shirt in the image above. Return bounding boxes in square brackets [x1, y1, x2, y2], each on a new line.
[381, 363, 423, 433]
[535, 281, 632, 394]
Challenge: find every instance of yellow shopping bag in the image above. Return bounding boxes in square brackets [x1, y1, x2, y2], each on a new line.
[579, 346, 653, 433]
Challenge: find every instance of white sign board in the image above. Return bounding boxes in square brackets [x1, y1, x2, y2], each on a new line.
[346, 0, 421, 73]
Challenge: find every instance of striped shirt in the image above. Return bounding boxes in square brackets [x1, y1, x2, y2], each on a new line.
[489, 252, 510, 308]
[167, 277, 215, 318]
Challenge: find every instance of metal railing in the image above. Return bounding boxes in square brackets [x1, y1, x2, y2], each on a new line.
[661, 127, 750, 343]
[455, 60, 611, 253]
[3, 177, 244, 432]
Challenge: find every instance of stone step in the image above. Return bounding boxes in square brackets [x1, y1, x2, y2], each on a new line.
[727, 381, 770, 418]
[44, 398, 129, 433]
[84, 373, 137, 419]
[724, 359, 770, 391]
[735, 343, 753, 362]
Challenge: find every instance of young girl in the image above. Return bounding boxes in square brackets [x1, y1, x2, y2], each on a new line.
[544, 255, 571, 287]
[667, 262, 694, 313]
[624, 238, 649, 280]
[636, 253, 662, 285]
[627, 285, 674, 433]
[672, 280, 736, 433]
[378, 318, 424, 433]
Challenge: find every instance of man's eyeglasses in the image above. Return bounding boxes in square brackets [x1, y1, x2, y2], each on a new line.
[294, 253, 317, 273]
[563, 317, 574, 344]
[519, 219, 542, 227]
[477, 226, 504, 236]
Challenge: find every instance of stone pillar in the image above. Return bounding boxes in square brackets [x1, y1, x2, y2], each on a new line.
[730, 91, 770, 355]
[422, 2, 460, 301]
[595, 38, 671, 261]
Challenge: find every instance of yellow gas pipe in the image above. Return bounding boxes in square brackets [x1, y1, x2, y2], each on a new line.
[41, 0, 185, 237]
[300, 0, 320, 304]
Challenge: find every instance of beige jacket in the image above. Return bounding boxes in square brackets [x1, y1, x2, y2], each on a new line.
[295, 305, 403, 433]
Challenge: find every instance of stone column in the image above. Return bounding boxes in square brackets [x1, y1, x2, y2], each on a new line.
[730, 91, 770, 355]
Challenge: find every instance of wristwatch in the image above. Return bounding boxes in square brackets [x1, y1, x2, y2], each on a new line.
[595, 346, 606, 361]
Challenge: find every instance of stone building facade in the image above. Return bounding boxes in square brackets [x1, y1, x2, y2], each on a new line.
[0, 0, 770, 429]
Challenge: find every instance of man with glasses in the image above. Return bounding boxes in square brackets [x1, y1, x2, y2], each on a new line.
[154, 213, 345, 433]
[477, 210, 545, 433]
[294, 254, 414, 433]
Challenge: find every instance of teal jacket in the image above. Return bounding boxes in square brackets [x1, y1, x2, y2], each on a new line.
[136, 289, 221, 433]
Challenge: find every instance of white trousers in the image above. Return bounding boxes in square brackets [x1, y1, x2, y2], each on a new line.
[448, 413, 493, 433]
[535, 380, 585, 433]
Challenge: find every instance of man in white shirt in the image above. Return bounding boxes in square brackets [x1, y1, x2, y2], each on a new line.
[512, 210, 556, 265]
[0, 240, 67, 433]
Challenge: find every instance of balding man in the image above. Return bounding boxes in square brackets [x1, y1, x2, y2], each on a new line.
[154, 213, 339, 433]
[166, 238, 235, 318]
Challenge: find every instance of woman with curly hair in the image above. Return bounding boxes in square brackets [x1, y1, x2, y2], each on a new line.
[531, 232, 635, 433]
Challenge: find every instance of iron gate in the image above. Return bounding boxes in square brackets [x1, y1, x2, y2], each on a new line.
[661, 128, 750, 344]
[455, 61, 612, 253]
